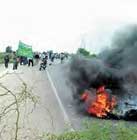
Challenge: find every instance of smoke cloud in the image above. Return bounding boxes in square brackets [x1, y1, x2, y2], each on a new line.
[69, 25, 137, 116]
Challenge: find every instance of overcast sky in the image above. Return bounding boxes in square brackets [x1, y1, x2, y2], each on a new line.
[0, 0, 136, 53]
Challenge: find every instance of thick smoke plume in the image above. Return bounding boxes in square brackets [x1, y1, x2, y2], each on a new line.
[69, 25, 137, 116]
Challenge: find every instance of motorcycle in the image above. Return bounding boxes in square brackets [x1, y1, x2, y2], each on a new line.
[39, 59, 47, 71]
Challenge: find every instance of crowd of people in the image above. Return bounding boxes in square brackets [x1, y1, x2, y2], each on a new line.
[3, 51, 69, 70]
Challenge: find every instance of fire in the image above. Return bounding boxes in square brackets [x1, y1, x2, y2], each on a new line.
[81, 86, 116, 118]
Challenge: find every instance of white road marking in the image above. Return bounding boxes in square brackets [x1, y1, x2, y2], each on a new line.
[46, 70, 74, 131]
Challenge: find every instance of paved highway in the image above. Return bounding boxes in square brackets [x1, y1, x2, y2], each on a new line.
[0, 63, 67, 139]
[47, 61, 90, 130]
[0, 60, 92, 139]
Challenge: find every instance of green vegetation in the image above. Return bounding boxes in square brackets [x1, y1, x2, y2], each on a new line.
[0, 52, 13, 64]
[0, 52, 5, 63]
[77, 48, 90, 56]
[6, 46, 12, 53]
[77, 48, 96, 58]
[45, 120, 137, 140]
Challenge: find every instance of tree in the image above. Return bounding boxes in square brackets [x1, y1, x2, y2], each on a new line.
[77, 48, 97, 58]
[77, 48, 90, 56]
[6, 46, 12, 53]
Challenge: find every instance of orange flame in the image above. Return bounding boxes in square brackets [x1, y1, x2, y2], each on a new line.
[81, 86, 116, 118]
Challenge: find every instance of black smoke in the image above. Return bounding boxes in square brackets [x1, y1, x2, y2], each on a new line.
[69, 25, 137, 117]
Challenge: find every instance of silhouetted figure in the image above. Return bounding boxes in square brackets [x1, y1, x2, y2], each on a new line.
[60, 53, 64, 63]
[4, 54, 9, 68]
[51, 53, 55, 62]
[13, 53, 19, 70]
[28, 58, 34, 67]
[34, 54, 40, 65]
[39, 56, 47, 71]
[20, 56, 23, 65]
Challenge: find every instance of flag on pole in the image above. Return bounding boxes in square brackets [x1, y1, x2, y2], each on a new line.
[17, 41, 33, 58]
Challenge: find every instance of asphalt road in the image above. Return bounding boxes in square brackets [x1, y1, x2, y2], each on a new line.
[47, 60, 90, 130]
[0, 60, 92, 139]
[0, 63, 67, 139]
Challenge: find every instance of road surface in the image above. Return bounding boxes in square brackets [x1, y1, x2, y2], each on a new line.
[0, 63, 69, 139]
[0, 60, 95, 139]
[47, 60, 90, 129]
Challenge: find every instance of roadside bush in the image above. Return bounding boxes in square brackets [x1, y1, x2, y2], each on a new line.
[0, 52, 13, 64]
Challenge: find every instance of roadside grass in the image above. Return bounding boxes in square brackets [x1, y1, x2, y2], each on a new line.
[0, 52, 13, 64]
[0, 52, 5, 63]
[45, 119, 137, 140]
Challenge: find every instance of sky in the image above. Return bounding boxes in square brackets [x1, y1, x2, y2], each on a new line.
[0, 0, 137, 53]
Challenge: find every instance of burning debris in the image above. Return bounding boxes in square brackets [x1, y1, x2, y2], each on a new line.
[81, 86, 116, 118]
[69, 25, 137, 121]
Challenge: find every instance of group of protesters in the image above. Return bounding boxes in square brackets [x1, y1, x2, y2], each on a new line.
[4, 52, 19, 70]
[47, 51, 68, 63]
[39, 51, 68, 64]
[4, 52, 35, 70]
[3, 51, 69, 70]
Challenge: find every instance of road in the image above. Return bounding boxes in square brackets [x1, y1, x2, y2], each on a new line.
[0, 63, 68, 139]
[47, 60, 90, 130]
[0, 60, 92, 139]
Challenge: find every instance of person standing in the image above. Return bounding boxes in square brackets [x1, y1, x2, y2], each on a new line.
[19, 56, 23, 65]
[13, 52, 19, 70]
[60, 53, 64, 64]
[4, 54, 10, 68]
[28, 57, 34, 67]
[34, 53, 40, 65]
[51, 53, 55, 62]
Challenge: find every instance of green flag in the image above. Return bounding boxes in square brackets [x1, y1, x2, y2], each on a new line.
[17, 41, 33, 58]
